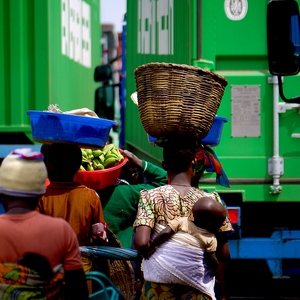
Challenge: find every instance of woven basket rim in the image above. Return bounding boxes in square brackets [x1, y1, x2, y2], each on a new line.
[134, 62, 228, 86]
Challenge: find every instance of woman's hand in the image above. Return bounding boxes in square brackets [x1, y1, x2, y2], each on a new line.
[91, 222, 108, 242]
[122, 150, 143, 168]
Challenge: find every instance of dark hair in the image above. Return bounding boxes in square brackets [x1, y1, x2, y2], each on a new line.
[47, 143, 82, 177]
[120, 164, 145, 184]
[17, 253, 53, 280]
[40, 144, 51, 164]
[162, 139, 197, 173]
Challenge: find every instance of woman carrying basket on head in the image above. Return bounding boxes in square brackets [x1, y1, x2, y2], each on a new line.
[133, 141, 233, 300]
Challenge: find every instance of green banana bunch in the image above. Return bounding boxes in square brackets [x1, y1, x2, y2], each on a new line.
[80, 144, 124, 171]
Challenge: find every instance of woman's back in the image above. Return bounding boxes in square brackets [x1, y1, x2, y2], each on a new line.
[134, 185, 213, 228]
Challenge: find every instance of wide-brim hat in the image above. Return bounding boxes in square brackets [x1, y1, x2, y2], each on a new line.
[0, 148, 47, 197]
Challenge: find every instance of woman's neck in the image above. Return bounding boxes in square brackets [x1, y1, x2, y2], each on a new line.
[171, 183, 191, 187]
[4, 201, 33, 214]
[1, 195, 37, 214]
[168, 172, 192, 187]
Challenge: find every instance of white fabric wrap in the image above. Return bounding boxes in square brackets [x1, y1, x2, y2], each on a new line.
[142, 223, 216, 300]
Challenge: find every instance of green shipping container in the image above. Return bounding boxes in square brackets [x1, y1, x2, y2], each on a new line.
[125, 0, 300, 200]
[0, 0, 101, 155]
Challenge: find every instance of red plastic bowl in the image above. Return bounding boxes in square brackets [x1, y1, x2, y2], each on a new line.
[74, 157, 128, 190]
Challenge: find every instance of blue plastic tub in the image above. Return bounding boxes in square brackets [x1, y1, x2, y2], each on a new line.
[148, 116, 228, 147]
[201, 116, 228, 146]
[27, 110, 116, 148]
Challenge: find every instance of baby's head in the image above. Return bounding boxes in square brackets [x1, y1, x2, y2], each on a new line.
[17, 252, 53, 280]
[192, 197, 227, 234]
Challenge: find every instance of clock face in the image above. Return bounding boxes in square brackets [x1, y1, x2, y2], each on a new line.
[224, 0, 248, 21]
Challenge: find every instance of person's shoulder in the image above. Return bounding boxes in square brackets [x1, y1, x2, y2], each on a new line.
[74, 185, 100, 197]
[43, 215, 79, 238]
[177, 216, 189, 222]
[145, 161, 166, 172]
[36, 212, 73, 228]
[168, 216, 190, 232]
[195, 189, 213, 197]
[143, 184, 170, 192]
[195, 190, 223, 204]
[193, 224, 213, 236]
[169, 215, 188, 224]
[175, 216, 190, 227]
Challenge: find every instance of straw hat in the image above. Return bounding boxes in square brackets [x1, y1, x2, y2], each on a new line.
[0, 148, 47, 197]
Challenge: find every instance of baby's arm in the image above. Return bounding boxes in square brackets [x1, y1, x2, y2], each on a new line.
[151, 226, 175, 248]
[205, 251, 219, 277]
[144, 226, 175, 259]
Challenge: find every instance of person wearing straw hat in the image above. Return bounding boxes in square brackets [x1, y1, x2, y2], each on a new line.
[133, 140, 233, 300]
[0, 148, 89, 300]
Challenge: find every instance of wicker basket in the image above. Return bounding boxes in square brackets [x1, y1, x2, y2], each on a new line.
[106, 230, 135, 300]
[134, 62, 228, 140]
[83, 229, 136, 300]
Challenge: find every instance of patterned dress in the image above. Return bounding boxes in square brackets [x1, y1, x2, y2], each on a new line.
[0, 263, 64, 299]
[133, 185, 233, 300]
[133, 185, 232, 232]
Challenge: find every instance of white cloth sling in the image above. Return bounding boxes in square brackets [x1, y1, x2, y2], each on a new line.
[142, 223, 216, 300]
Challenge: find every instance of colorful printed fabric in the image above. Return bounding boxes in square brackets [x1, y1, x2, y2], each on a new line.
[195, 145, 230, 188]
[133, 185, 233, 233]
[141, 280, 210, 300]
[0, 263, 64, 300]
[134, 186, 234, 299]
